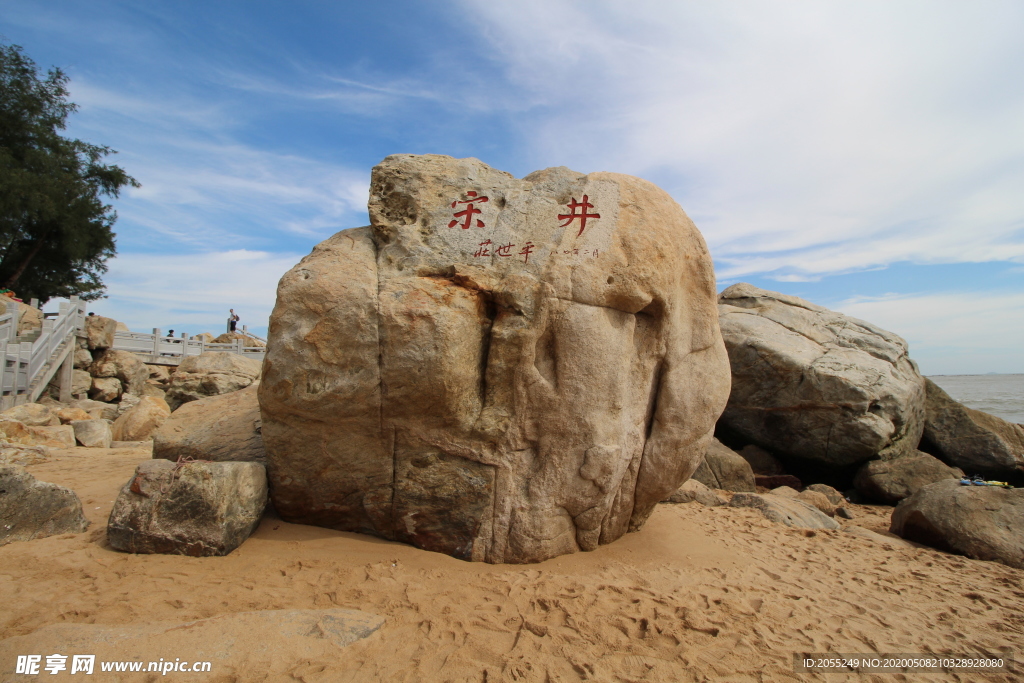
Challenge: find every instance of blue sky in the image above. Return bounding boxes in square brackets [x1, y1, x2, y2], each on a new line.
[4, 1, 1024, 374]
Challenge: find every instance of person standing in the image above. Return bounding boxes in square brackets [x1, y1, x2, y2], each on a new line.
[228, 309, 240, 332]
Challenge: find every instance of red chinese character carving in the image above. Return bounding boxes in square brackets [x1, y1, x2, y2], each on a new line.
[495, 242, 515, 257]
[519, 241, 536, 264]
[558, 195, 600, 237]
[473, 239, 492, 257]
[448, 191, 489, 229]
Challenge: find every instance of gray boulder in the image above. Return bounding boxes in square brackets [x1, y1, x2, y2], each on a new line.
[71, 419, 112, 448]
[717, 284, 925, 468]
[153, 383, 265, 464]
[663, 479, 727, 506]
[854, 451, 963, 504]
[920, 378, 1024, 478]
[890, 479, 1024, 568]
[166, 351, 261, 410]
[729, 491, 839, 529]
[108, 459, 268, 556]
[0, 465, 89, 545]
[691, 438, 757, 492]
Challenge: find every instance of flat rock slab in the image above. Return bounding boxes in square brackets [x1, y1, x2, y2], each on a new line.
[259, 154, 731, 563]
[0, 465, 89, 545]
[890, 479, 1024, 568]
[0, 609, 383, 681]
[729, 492, 840, 530]
[107, 459, 267, 556]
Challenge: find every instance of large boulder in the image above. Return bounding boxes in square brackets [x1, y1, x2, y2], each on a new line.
[0, 465, 89, 545]
[717, 284, 925, 471]
[691, 438, 757, 492]
[110, 396, 171, 441]
[890, 479, 1024, 568]
[166, 351, 261, 410]
[920, 378, 1024, 479]
[84, 314, 117, 350]
[0, 403, 59, 427]
[729, 492, 839, 529]
[107, 459, 268, 556]
[259, 154, 731, 563]
[853, 451, 963, 504]
[90, 349, 150, 397]
[153, 383, 265, 464]
[89, 376, 122, 402]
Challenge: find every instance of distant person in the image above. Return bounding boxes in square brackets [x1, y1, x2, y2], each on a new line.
[167, 329, 174, 338]
[228, 309, 240, 333]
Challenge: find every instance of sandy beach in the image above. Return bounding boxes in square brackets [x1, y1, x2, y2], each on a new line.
[1, 446, 1020, 682]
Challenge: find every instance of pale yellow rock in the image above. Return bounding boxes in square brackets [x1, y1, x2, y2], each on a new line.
[111, 396, 172, 442]
[0, 403, 59, 427]
[166, 351, 261, 410]
[27, 425, 76, 448]
[90, 376, 122, 402]
[84, 314, 117, 350]
[260, 154, 731, 563]
[15, 301, 43, 334]
[55, 407, 92, 424]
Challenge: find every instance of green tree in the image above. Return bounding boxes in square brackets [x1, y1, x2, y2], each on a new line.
[0, 41, 138, 303]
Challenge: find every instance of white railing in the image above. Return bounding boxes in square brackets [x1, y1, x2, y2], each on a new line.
[0, 296, 85, 409]
[112, 329, 265, 365]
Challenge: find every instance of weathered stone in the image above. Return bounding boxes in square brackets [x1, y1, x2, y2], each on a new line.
[259, 154, 731, 563]
[154, 383, 264, 464]
[107, 459, 268, 556]
[717, 284, 925, 468]
[55, 407, 91, 424]
[691, 438, 757, 492]
[110, 396, 170, 442]
[769, 485, 800, 498]
[89, 376, 121, 402]
[797, 489, 835, 516]
[15, 300, 43, 334]
[29, 425, 76, 448]
[806, 483, 845, 506]
[890, 479, 1024, 568]
[166, 351, 261, 410]
[73, 348, 93, 369]
[84, 314, 117, 350]
[730, 492, 840, 529]
[738, 444, 784, 475]
[0, 444, 48, 467]
[71, 419, 112, 448]
[141, 382, 167, 400]
[70, 398, 119, 421]
[214, 331, 266, 347]
[663, 478, 727, 506]
[0, 403, 58, 427]
[89, 349, 149, 397]
[0, 465, 89, 545]
[920, 378, 1024, 478]
[116, 392, 141, 416]
[193, 332, 215, 343]
[145, 364, 172, 384]
[755, 474, 803, 490]
[71, 369, 91, 397]
[115, 321, 129, 332]
[854, 451, 963, 504]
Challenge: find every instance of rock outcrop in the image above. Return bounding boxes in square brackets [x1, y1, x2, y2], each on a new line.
[691, 439, 757, 492]
[890, 479, 1024, 568]
[166, 351, 261, 410]
[154, 384, 265, 463]
[0, 465, 89, 545]
[729, 492, 839, 529]
[259, 154, 731, 563]
[853, 451, 963, 504]
[107, 459, 268, 556]
[920, 378, 1024, 478]
[89, 349, 149, 397]
[717, 284, 925, 471]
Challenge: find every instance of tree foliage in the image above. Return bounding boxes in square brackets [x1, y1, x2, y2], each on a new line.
[0, 42, 138, 303]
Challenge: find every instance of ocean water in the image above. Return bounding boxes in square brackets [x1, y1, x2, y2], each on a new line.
[927, 374, 1024, 424]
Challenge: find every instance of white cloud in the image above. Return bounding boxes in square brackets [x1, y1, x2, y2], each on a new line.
[463, 0, 1024, 278]
[53, 250, 305, 337]
[834, 291, 1024, 374]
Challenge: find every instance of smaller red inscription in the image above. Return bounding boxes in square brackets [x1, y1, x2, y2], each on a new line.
[495, 242, 515, 257]
[473, 239, 492, 257]
[519, 241, 536, 264]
